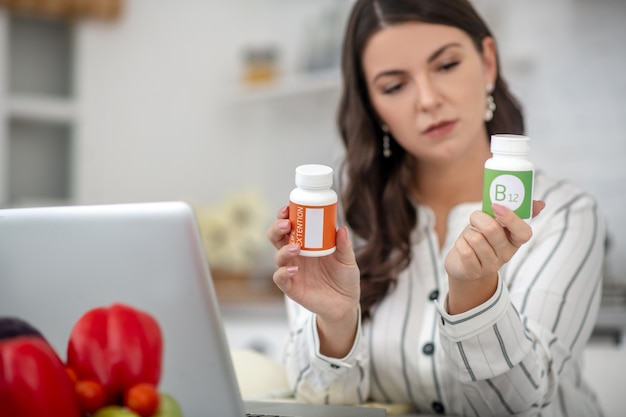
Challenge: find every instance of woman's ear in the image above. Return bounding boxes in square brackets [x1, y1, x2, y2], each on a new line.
[481, 36, 498, 86]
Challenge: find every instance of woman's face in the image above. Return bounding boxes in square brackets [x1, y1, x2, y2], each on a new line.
[362, 22, 497, 167]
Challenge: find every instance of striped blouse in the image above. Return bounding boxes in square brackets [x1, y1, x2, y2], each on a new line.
[282, 172, 606, 416]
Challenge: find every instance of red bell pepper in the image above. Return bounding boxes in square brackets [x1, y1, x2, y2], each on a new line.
[0, 318, 81, 417]
[67, 303, 163, 404]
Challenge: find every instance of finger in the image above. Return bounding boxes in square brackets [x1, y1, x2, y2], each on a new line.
[492, 204, 533, 247]
[464, 224, 498, 265]
[453, 232, 482, 276]
[266, 217, 292, 249]
[334, 227, 356, 265]
[276, 205, 289, 220]
[274, 243, 300, 267]
[273, 264, 298, 293]
[469, 211, 510, 254]
[532, 200, 546, 218]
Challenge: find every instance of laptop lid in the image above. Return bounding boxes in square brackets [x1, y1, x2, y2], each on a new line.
[0, 201, 386, 417]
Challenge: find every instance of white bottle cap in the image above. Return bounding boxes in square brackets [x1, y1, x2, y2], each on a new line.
[295, 164, 333, 189]
[491, 134, 530, 155]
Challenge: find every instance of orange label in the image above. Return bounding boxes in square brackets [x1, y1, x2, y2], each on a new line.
[288, 201, 337, 251]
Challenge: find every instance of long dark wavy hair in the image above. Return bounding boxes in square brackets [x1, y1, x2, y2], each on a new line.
[337, 0, 524, 319]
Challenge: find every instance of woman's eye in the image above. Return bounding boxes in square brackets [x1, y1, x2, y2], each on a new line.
[439, 61, 460, 72]
[382, 83, 403, 95]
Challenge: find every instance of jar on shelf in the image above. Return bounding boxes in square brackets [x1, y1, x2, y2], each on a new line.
[241, 45, 280, 86]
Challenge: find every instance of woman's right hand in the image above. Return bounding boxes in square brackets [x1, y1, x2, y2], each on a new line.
[267, 205, 361, 352]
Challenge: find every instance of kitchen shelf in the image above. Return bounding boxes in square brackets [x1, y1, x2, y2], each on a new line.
[8, 94, 75, 123]
[1, 12, 75, 207]
[234, 67, 341, 103]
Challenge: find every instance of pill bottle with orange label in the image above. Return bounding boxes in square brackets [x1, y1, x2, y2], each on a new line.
[289, 164, 337, 257]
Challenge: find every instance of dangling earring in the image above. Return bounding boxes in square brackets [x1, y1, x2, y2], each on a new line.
[382, 125, 392, 158]
[485, 83, 496, 122]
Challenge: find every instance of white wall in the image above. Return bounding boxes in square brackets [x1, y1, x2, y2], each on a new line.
[71, 0, 625, 280]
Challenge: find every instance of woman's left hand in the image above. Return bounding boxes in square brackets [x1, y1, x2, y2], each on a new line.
[444, 201, 545, 313]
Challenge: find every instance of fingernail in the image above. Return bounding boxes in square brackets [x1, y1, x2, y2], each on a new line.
[278, 219, 290, 231]
[288, 244, 300, 254]
[286, 266, 298, 275]
[492, 204, 507, 217]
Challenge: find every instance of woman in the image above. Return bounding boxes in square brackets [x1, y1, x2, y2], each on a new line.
[267, 0, 606, 415]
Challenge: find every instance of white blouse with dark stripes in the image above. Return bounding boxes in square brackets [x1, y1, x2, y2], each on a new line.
[282, 172, 606, 416]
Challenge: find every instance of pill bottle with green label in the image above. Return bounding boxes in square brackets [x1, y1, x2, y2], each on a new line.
[482, 134, 534, 222]
[289, 164, 338, 257]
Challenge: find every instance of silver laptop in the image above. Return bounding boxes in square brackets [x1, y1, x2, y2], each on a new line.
[0, 201, 385, 417]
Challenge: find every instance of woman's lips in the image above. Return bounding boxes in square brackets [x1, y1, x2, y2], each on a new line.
[423, 120, 457, 138]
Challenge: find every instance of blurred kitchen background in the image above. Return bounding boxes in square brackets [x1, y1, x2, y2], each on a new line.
[1, 0, 625, 414]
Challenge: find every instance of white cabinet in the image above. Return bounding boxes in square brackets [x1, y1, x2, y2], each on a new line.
[220, 302, 289, 363]
[0, 12, 75, 207]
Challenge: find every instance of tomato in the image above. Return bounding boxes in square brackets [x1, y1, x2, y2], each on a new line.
[75, 379, 106, 414]
[124, 383, 160, 417]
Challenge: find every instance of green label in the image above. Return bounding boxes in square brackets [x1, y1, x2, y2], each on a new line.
[482, 169, 533, 219]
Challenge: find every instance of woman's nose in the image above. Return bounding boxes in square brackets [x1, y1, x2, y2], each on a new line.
[415, 75, 440, 113]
